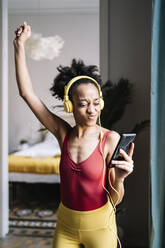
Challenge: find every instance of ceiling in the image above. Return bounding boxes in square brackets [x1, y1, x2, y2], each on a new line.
[8, 0, 99, 13]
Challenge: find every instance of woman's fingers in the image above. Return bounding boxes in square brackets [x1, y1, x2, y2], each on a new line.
[111, 159, 133, 165]
[15, 26, 23, 37]
[113, 160, 134, 174]
[111, 147, 134, 174]
[128, 143, 135, 158]
[116, 166, 133, 174]
[112, 160, 134, 168]
[23, 22, 27, 32]
[112, 144, 135, 180]
[23, 22, 31, 33]
[117, 143, 135, 162]
[14, 22, 29, 35]
[118, 148, 132, 162]
[14, 22, 31, 45]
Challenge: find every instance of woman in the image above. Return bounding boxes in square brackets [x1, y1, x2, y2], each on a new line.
[13, 22, 134, 248]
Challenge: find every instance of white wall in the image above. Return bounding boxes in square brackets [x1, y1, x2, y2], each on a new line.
[106, 0, 151, 247]
[8, 12, 99, 152]
[0, 0, 9, 238]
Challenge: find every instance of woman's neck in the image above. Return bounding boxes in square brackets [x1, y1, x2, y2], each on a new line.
[73, 124, 101, 139]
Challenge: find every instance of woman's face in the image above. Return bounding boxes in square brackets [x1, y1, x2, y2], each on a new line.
[72, 83, 101, 126]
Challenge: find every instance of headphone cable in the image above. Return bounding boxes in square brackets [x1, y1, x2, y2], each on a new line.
[99, 132, 122, 248]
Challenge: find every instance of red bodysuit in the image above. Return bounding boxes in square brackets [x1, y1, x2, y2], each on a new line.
[60, 130, 111, 211]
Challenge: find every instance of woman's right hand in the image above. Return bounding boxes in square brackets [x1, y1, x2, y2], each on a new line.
[13, 22, 31, 48]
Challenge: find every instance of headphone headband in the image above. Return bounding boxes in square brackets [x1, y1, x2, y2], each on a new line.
[64, 75, 102, 99]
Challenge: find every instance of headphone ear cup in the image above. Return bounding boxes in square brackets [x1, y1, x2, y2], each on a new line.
[100, 98, 104, 110]
[64, 100, 74, 113]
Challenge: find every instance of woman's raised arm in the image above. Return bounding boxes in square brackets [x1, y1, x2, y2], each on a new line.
[13, 22, 71, 149]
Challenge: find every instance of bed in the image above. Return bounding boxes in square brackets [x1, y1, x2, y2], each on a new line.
[8, 131, 61, 184]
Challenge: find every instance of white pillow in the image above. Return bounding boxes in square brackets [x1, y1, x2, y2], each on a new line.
[14, 132, 61, 158]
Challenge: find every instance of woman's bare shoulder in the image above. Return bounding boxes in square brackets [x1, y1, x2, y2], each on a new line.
[101, 127, 120, 142]
[107, 130, 120, 142]
[101, 127, 120, 154]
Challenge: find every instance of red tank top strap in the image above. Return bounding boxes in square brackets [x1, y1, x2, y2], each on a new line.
[101, 130, 112, 152]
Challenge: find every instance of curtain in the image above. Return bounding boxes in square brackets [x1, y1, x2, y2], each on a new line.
[151, 0, 165, 247]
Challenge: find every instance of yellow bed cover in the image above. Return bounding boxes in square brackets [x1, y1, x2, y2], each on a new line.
[8, 154, 60, 174]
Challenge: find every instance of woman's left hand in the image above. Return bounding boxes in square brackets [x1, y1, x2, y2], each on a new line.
[111, 143, 135, 182]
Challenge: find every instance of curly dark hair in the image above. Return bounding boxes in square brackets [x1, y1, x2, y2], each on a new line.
[50, 59, 102, 101]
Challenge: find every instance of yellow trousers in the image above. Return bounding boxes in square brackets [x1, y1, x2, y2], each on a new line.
[53, 200, 117, 248]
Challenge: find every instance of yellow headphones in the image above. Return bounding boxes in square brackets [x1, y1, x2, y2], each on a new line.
[63, 75, 104, 113]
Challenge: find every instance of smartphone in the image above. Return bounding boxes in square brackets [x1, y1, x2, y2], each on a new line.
[108, 133, 136, 168]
